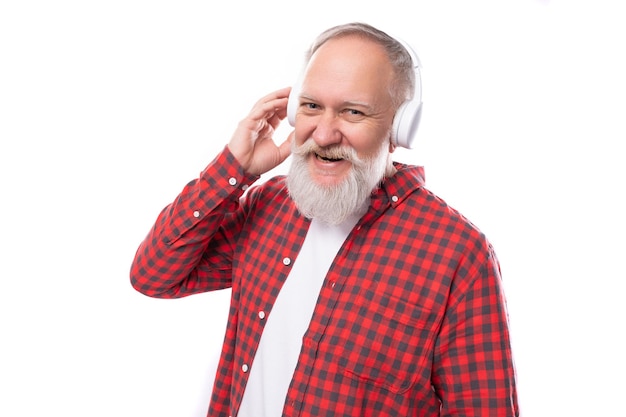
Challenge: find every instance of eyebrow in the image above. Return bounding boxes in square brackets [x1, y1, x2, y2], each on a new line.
[343, 100, 373, 110]
[300, 94, 375, 112]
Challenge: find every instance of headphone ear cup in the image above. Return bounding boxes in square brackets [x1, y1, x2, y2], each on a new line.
[287, 79, 302, 127]
[392, 98, 422, 149]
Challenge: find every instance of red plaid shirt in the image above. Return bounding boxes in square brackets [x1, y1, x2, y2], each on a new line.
[130, 146, 519, 417]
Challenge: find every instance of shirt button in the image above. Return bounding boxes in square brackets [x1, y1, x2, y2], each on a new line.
[258, 311, 266, 319]
[242, 363, 249, 373]
[391, 195, 399, 203]
[228, 177, 237, 186]
[193, 210, 200, 218]
[282, 257, 291, 266]
[241, 184, 249, 191]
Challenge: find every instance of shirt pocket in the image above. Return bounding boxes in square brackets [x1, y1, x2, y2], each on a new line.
[335, 287, 437, 394]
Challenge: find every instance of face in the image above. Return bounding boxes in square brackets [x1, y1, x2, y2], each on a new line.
[287, 35, 397, 225]
[292, 35, 397, 187]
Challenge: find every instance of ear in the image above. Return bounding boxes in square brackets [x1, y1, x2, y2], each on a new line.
[388, 139, 397, 153]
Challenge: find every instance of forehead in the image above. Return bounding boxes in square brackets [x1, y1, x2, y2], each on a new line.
[301, 36, 394, 104]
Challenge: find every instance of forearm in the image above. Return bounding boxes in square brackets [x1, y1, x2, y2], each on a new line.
[129, 146, 259, 298]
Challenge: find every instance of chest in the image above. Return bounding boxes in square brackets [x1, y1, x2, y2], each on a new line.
[233, 202, 456, 342]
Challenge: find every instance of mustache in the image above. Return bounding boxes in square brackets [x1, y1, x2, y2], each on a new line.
[292, 139, 363, 165]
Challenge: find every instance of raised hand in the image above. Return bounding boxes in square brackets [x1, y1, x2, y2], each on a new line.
[227, 87, 294, 176]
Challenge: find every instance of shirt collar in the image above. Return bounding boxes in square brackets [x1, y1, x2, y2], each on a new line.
[372, 162, 426, 209]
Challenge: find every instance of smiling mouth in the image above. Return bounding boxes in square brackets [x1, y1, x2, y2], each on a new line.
[315, 153, 344, 162]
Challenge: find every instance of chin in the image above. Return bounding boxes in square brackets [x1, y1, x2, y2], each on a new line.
[310, 172, 351, 188]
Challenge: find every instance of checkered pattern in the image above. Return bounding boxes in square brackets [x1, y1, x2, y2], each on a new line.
[130, 146, 519, 416]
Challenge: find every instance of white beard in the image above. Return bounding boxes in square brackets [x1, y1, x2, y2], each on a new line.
[287, 138, 391, 225]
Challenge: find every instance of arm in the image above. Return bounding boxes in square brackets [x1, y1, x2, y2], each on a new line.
[130, 88, 294, 298]
[129, 147, 258, 298]
[432, 244, 519, 416]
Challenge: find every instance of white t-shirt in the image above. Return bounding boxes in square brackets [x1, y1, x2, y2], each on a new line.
[237, 214, 361, 417]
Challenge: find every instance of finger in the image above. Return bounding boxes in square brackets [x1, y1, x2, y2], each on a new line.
[247, 96, 288, 125]
[252, 87, 291, 113]
[247, 99, 289, 135]
[264, 86, 291, 101]
[276, 130, 295, 164]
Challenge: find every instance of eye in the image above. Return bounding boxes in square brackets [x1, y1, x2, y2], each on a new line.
[302, 102, 320, 110]
[342, 108, 366, 121]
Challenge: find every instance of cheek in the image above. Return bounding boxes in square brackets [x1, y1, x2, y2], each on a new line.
[294, 122, 313, 145]
[349, 126, 390, 157]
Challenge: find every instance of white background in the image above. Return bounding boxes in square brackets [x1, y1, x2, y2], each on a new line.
[1, 0, 624, 416]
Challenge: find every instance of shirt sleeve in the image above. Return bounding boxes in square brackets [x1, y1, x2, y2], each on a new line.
[432, 243, 519, 416]
[129, 146, 259, 298]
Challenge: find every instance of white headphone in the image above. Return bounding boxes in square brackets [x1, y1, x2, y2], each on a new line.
[286, 37, 423, 149]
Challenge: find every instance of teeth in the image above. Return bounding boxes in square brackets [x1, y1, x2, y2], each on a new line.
[316, 153, 342, 162]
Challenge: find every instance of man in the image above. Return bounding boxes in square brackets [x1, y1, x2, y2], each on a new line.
[130, 22, 519, 416]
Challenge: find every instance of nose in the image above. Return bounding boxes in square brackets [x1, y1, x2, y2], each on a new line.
[311, 111, 342, 147]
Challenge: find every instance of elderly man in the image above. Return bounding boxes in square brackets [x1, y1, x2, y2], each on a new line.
[131, 22, 519, 417]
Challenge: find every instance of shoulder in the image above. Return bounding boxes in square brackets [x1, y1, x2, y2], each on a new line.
[390, 164, 489, 248]
[240, 175, 296, 220]
[245, 175, 288, 201]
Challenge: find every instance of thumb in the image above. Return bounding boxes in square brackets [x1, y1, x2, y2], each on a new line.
[276, 130, 295, 165]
